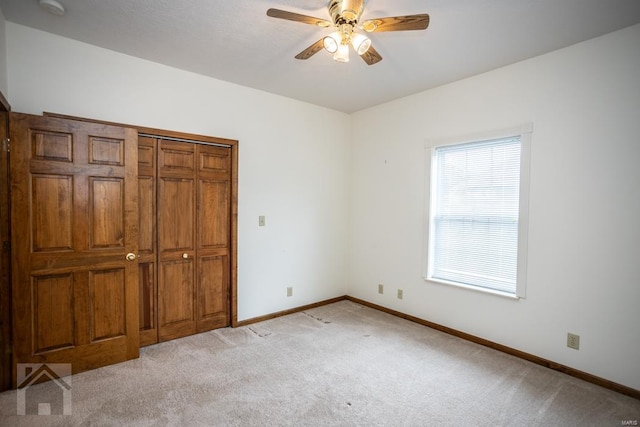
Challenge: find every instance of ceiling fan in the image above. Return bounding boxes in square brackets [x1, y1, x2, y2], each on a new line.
[266, 0, 430, 65]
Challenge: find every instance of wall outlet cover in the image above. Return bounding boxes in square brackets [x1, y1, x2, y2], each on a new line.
[567, 333, 580, 350]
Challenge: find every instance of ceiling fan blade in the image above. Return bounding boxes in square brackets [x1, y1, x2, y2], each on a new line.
[267, 9, 331, 27]
[360, 45, 382, 65]
[362, 14, 430, 32]
[295, 39, 325, 60]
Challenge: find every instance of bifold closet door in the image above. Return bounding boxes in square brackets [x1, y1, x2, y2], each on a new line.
[156, 140, 231, 342]
[138, 136, 158, 346]
[195, 144, 231, 332]
[157, 140, 197, 341]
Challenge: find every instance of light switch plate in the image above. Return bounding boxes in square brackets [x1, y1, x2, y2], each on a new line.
[259, 216, 265, 227]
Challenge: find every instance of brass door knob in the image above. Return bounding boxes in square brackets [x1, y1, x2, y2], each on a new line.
[182, 253, 189, 259]
[126, 253, 136, 261]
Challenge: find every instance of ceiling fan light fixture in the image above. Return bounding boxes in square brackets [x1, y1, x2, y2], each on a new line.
[351, 33, 371, 55]
[266, 2, 430, 66]
[342, 9, 358, 22]
[362, 20, 378, 33]
[323, 32, 341, 53]
[333, 43, 350, 63]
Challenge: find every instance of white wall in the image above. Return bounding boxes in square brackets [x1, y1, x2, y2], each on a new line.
[0, 8, 8, 97]
[6, 22, 352, 321]
[349, 23, 640, 390]
[7, 18, 640, 391]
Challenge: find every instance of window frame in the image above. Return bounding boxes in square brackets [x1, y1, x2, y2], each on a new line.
[423, 124, 532, 299]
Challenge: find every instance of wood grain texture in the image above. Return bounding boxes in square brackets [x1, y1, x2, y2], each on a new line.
[43, 112, 238, 147]
[90, 178, 124, 248]
[33, 274, 74, 353]
[295, 39, 325, 60]
[41, 112, 239, 336]
[159, 260, 195, 325]
[10, 113, 140, 385]
[89, 269, 126, 341]
[157, 140, 197, 341]
[89, 137, 123, 166]
[137, 136, 158, 346]
[138, 263, 155, 333]
[156, 142, 232, 340]
[267, 8, 330, 27]
[363, 14, 430, 32]
[195, 144, 231, 333]
[31, 174, 73, 251]
[361, 45, 383, 65]
[230, 142, 239, 327]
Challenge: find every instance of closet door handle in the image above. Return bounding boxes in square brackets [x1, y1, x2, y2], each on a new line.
[182, 253, 189, 259]
[126, 252, 137, 261]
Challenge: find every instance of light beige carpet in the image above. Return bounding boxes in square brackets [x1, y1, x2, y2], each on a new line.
[0, 300, 638, 426]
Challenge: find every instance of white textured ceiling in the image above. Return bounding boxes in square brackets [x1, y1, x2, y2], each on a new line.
[2, 0, 640, 113]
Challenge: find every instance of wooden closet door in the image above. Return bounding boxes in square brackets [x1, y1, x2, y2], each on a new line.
[157, 141, 231, 340]
[157, 140, 197, 341]
[196, 145, 231, 332]
[138, 136, 158, 346]
[10, 113, 139, 384]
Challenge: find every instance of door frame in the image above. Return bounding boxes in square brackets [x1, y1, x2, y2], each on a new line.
[0, 91, 11, 391]
[43, 113, 239, 327]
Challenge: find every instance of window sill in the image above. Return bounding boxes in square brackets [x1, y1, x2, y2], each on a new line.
[424, 277, 521, 300]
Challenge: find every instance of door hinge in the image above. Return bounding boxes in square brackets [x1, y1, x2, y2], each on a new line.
[2, 241, 9, 253]
[2, 138, 9, 153]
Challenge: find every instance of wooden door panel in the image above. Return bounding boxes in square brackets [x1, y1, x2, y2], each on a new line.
[32, 274, 75, 354]
[32, 130, 73, 162]
[31, 174, 74, 252]
[157, 140, 197, 341]
[195, 144, 231, 332]
[156, 141, 231, 340]
[160, 259, 194, 324]
[138, 262, 155, 331]
[10, 113, 139, 386]
[159, 178, 194, 252]
[90, 178, 124, 249]
[138, 145, 155, 169]
[158, 259, 196, 341]
[198, 180, 229, 249]
[88, 137, 124, 166]
[199, 148, 230, 175]
[138, 177, 155, 254]
[89, 268, 126, 342]
[197, 255, 228, 331]
[138, 137, 158, 346]
[160, 146, 195, 171]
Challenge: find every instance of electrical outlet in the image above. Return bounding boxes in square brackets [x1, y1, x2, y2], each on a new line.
[397, 289, 403, 300]
[378, 284, 384, 294]
[287, 286, 293, 297]
[567, 333, 580, 350]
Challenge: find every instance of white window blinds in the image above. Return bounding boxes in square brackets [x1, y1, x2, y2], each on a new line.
[431, 136, 521, 294]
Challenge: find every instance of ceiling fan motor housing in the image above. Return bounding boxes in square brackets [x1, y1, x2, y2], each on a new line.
[329, 0, 365, 25]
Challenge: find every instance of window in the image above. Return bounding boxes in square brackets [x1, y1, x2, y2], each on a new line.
[425, 125, 531, 298]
